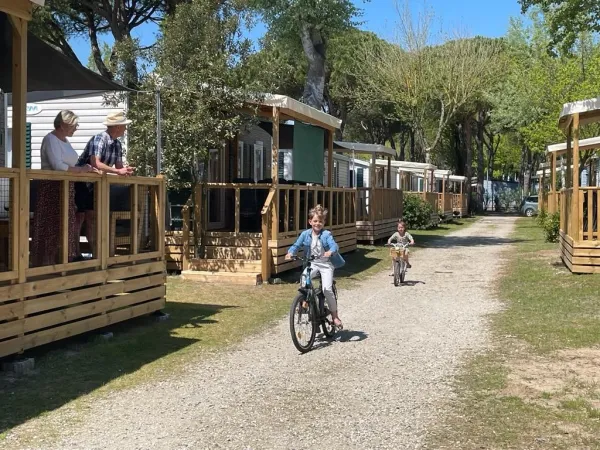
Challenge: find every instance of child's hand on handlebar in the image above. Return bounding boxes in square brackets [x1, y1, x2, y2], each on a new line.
[323, 251, 333, 258]
[285, 253, 293, 261]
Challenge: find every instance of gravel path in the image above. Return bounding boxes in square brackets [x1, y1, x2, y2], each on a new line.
[6, 216, 516, 450]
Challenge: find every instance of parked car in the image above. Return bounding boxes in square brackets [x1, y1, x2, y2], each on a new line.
[520, 195, 539, 217]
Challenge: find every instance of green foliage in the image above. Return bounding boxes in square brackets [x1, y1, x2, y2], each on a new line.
[497, 188, 521, 211]
[536, 207, 548, 226]
[541, 212, 560, 242]
[248, 0, 360, 41]
[519, 0, 600, 54]
[126, 0, 259, 188]
[402, 194, 435, 230]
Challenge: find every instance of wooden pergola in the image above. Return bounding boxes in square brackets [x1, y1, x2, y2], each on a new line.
[0, 2, 167, 359]
[553, 97, 600, 273]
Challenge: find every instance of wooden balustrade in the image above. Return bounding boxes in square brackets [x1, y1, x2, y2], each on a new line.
[0, 169, 166, 359]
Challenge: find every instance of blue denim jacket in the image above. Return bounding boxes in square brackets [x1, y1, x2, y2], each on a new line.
[288, 229, 346, 269]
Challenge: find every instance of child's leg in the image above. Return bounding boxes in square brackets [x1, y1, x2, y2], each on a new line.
[314, 262, 341, 327]
[404, 250, 411, 268]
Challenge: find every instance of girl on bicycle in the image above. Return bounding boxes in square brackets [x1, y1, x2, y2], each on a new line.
[285, 204, 345, 328]
[387, 220, 414, 275]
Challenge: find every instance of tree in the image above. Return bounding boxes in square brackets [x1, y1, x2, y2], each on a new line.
[356, 5, 501, 164]
[32, 0, 179, 87]
[249, 0, 360, 109]
[126, 0, 259, 254]
[519, 0, 600, 54]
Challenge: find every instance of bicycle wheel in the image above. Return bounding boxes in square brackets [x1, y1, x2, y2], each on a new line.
[400, 261, 406, 284]
[393, 260, 400, 286]
[290, 292, 317, 353]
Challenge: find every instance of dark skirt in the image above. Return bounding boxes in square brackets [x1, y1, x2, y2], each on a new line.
[31, 180, 78, 267]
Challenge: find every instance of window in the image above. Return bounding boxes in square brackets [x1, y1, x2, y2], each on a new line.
[356, 168, 364, 188]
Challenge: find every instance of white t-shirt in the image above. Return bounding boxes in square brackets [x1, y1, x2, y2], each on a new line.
[40, 133, 79, 171]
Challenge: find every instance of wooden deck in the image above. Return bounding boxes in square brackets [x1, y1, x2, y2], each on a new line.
[558, 187, 600, 273]
[452, 193, 468, 217]
[176, 183, 357, 283]
[356, 188, 403, 244]
[0, 170, 166, 359]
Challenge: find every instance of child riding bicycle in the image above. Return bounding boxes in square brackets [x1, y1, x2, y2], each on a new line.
[387, 220, 414, 275]
[285, 204, 345, 329]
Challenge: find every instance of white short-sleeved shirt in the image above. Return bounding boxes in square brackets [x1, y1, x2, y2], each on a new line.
[40, 133, 79, 171]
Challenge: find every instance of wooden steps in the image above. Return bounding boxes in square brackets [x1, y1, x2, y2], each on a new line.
[188, 258, 262, 273]
[205, 246, 261, 260]
[181, 270, 262, 285]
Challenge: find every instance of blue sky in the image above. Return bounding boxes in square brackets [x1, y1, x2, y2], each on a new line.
[69, 0, 525, 66]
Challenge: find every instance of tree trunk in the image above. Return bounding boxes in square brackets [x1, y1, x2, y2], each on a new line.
[300, 25, 327, 109]
[399, 130, 407, 161]
[522, 145, 532, 197]
[409, 129, 415, 162]
[464, 116, 473, 214]
[476, 110, 485, 212]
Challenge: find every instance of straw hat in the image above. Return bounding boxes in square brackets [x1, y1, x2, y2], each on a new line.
[103, 110, 132, 126]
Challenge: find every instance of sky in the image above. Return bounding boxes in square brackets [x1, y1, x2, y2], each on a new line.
[68, 0, 525, 67]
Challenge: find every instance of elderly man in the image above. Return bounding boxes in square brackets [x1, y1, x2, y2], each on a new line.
[75, 110, 135, 257]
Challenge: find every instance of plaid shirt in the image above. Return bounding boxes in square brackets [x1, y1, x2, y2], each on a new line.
[77, 131, 123, 168]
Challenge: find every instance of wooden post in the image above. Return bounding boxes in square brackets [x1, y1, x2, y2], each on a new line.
[551, 151, 557, 213]
[387, 157, 391, 188]
[566, 126, 572, 189]
[327, 131, 334, 187]
[131, 184, 139, 255]
[11, 16, 28, 284]
[271, 107, 280, 241]
[234, 188, 240, 233]
[442, 174, 446, 215]
[232, 135, 239, 181]
[101, 177, 109, 268]
[371, 152, 376, 187]
[572, 114, 580, 241]
[422, 169, 427, 199]
[182, 201, 191, 271]
[61, 180, 70, 264]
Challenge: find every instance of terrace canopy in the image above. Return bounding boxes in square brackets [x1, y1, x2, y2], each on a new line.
[0, 13, 125, 98]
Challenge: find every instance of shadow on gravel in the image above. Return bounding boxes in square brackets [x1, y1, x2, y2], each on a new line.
[399, 280, 425, 287]
[418, 235, 527, 249]
[311, 330, 369, 352]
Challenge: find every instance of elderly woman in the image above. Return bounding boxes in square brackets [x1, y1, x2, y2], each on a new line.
[31, 110, 97, 267]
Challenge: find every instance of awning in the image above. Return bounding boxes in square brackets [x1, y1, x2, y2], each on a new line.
[449, 175, 467, 182]
[547, 135, 600, 154]
[375, 159, 437, 170]
[1, 13, 127, 99]
[254, 94, 342, 130]
[559, 97, 600, 130]
[334, 141, 396, 157]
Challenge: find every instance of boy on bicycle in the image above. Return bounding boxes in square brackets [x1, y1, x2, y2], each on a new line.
[387, 220, 414, 275]
[285, 204, 345, 329]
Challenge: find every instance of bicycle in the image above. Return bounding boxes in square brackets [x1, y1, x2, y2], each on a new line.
[385, 242, 410, 286]
[289, 255, 340, 353]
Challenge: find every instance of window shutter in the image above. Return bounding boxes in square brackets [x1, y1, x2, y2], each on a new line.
[25, 122, 31, 169]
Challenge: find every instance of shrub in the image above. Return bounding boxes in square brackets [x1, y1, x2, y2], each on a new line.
[542, 212, 560, 243]
[403, 194, 435, 229]
[536, 208, 548, 227]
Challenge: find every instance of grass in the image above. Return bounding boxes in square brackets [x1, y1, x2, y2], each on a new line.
[430, 218, 600, 449]
[0, 217, 475, 438]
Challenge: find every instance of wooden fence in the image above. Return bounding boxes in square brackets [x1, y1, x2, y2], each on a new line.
[0, 169, 166, 359]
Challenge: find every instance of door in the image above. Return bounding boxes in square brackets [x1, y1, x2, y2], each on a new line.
[207, 147, 225, 230]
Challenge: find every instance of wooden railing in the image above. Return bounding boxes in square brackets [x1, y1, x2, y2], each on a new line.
[0, 168, 166, 359]
[356, 188, 403, 222]
[438, 193, 452, 213]
[424, 192, 439, 213]
[273, 185, 356, 239]
[560, 188, 573, 238]
[451, 193, 467, 210]
[578, 187, 600, 241]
